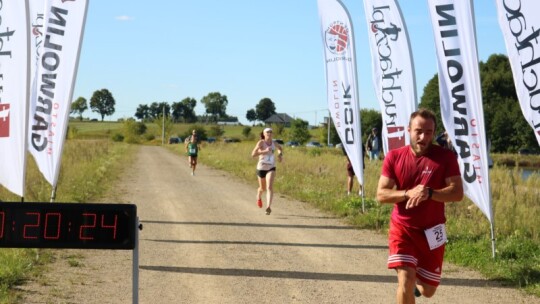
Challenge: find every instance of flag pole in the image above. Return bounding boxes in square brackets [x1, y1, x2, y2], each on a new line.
[490, 221, 496, 258]
[161, 106, 165, 145]
[327, 111, 331, 146]
[50, 185, 56, 203]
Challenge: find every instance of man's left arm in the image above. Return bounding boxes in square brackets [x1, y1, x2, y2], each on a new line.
[431, 175, 464, 202]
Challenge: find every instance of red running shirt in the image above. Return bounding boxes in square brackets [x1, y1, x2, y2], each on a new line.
[381, 145, 461, 229]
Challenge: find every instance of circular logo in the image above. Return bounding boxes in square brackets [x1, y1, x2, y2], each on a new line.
[325, 22, 349, 54]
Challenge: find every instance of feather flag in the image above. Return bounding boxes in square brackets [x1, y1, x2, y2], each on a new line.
[362, 0, 417, 154]
[317, 0, 364, 188]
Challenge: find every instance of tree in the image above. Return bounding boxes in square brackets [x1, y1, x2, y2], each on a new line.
[90, 89, 116, 121]
[71, 97, 87, 121]
[135, 104, 151, 121]
[149, 102, 170, 120]
[255, 98, 276, 122]
[246, 109, 257, 124]
[418, 74, 444, 133]
[123, 118, 147, 144]
[242, 126, 252, 138]
[201, 92, 228, 121]
[171, 97, 197, 123]
[289, 118, 311, 144]
[418, 53, 536, 153]
[360, 109, 383, 144]
[480, 54, 536, 152]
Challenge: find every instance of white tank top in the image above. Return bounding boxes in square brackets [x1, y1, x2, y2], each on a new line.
[257, 141, 276, 171]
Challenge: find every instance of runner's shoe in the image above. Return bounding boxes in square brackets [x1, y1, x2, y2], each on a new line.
[257, 199, 263, 208]
[414, 287, 421, 297]
[265, 207, 271, 215]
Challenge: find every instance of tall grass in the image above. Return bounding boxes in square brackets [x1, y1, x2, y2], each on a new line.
[188, 141, 540, 296]
[0, 140, 134, 302]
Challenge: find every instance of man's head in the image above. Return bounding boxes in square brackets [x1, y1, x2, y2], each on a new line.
[372, 127, 378, 134]
[192, 130, 197, 135]
[408, 108, 436, 156]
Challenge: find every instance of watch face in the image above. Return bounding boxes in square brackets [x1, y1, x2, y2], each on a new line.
[0, 202, 137, 249]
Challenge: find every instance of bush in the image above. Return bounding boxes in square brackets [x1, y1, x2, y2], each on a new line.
[67, 126, 79, 139]
[208, 125, 224, 137]
[242, 126, 252, 138]
[111, 133, 124, 142]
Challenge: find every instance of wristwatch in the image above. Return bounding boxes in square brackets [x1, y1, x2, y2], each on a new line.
[427, 187, 433, 199]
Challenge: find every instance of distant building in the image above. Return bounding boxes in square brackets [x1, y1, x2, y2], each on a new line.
[264, 113, 294, 127]
[217, 121, 241, 126]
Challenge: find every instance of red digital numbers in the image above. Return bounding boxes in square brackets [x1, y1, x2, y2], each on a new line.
[44, 213, 61, 240]
[101, 214, 118, 239]
[80, 213, 97, 240]
[23, 212, 62, 240]
[80, 213, 118, 240]
[23, 212, 40, 239]
[0, 203, 135, 249]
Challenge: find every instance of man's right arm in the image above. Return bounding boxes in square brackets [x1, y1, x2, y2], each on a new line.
[376, 175, 405, 204]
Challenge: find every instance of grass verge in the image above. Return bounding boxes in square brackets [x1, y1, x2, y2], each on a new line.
[0, 140, 135, 303]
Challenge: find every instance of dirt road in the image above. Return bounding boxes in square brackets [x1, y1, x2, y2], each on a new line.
[20, 146, 539, 303]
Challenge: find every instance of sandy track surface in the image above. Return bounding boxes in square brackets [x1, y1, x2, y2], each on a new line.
[19, 146, 539, 303]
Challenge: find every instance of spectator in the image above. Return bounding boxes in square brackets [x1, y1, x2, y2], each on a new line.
[365, 127, 382, 161]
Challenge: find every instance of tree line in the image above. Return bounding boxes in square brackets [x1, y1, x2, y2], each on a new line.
[420, 53, 537, 153]
[71, 54, 535, 153]
[325, 54, 537, 153]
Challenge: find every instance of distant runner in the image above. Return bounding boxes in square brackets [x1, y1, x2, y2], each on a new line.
[185, 133, 200, 176]
[251, 128, 283, 215]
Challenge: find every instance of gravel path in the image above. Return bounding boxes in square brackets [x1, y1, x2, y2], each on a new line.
[19, 145, 540, 303]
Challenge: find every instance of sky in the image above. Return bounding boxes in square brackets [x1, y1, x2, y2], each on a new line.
[73, 0, 508, 126]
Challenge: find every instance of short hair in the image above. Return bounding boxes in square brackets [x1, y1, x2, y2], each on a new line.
[409, 108, 437, 130]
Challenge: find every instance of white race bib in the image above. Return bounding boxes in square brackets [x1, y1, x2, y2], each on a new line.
[263, 154, 275, 165]
[424, 223, 447, 250]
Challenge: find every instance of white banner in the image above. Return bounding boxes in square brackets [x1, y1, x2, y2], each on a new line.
[428, 0, 493, 222]
[318, 0, 364, 186]
[28, 0, 88, 187]
[495, 0, 540, 146]
[362, 0, 417, 154]
[0, 1, 30, 197]
[29, 0, 45, 141]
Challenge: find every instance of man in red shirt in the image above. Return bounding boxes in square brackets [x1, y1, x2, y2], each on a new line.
[376, 108, 463, 303]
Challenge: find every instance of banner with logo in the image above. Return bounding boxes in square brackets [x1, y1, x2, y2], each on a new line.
[495, 0, 540, 146]
[317, 0, 364, 186]
[362, 0, 417, 154]
[427, 0, 493, 223]
[0, 1, 30, 197]
[28, 0, 88, 187]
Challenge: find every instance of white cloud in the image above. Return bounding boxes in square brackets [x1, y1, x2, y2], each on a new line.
[115, 15, 134, 21]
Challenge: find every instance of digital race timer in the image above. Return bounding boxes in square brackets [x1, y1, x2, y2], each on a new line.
[0, 202, 137, 249]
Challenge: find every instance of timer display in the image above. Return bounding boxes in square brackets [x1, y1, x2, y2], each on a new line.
[0, 202, 137, 249]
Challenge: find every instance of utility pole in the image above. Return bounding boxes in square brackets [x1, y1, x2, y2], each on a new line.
[161, 105, 165, 145]
[327, 112, 331, 146]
